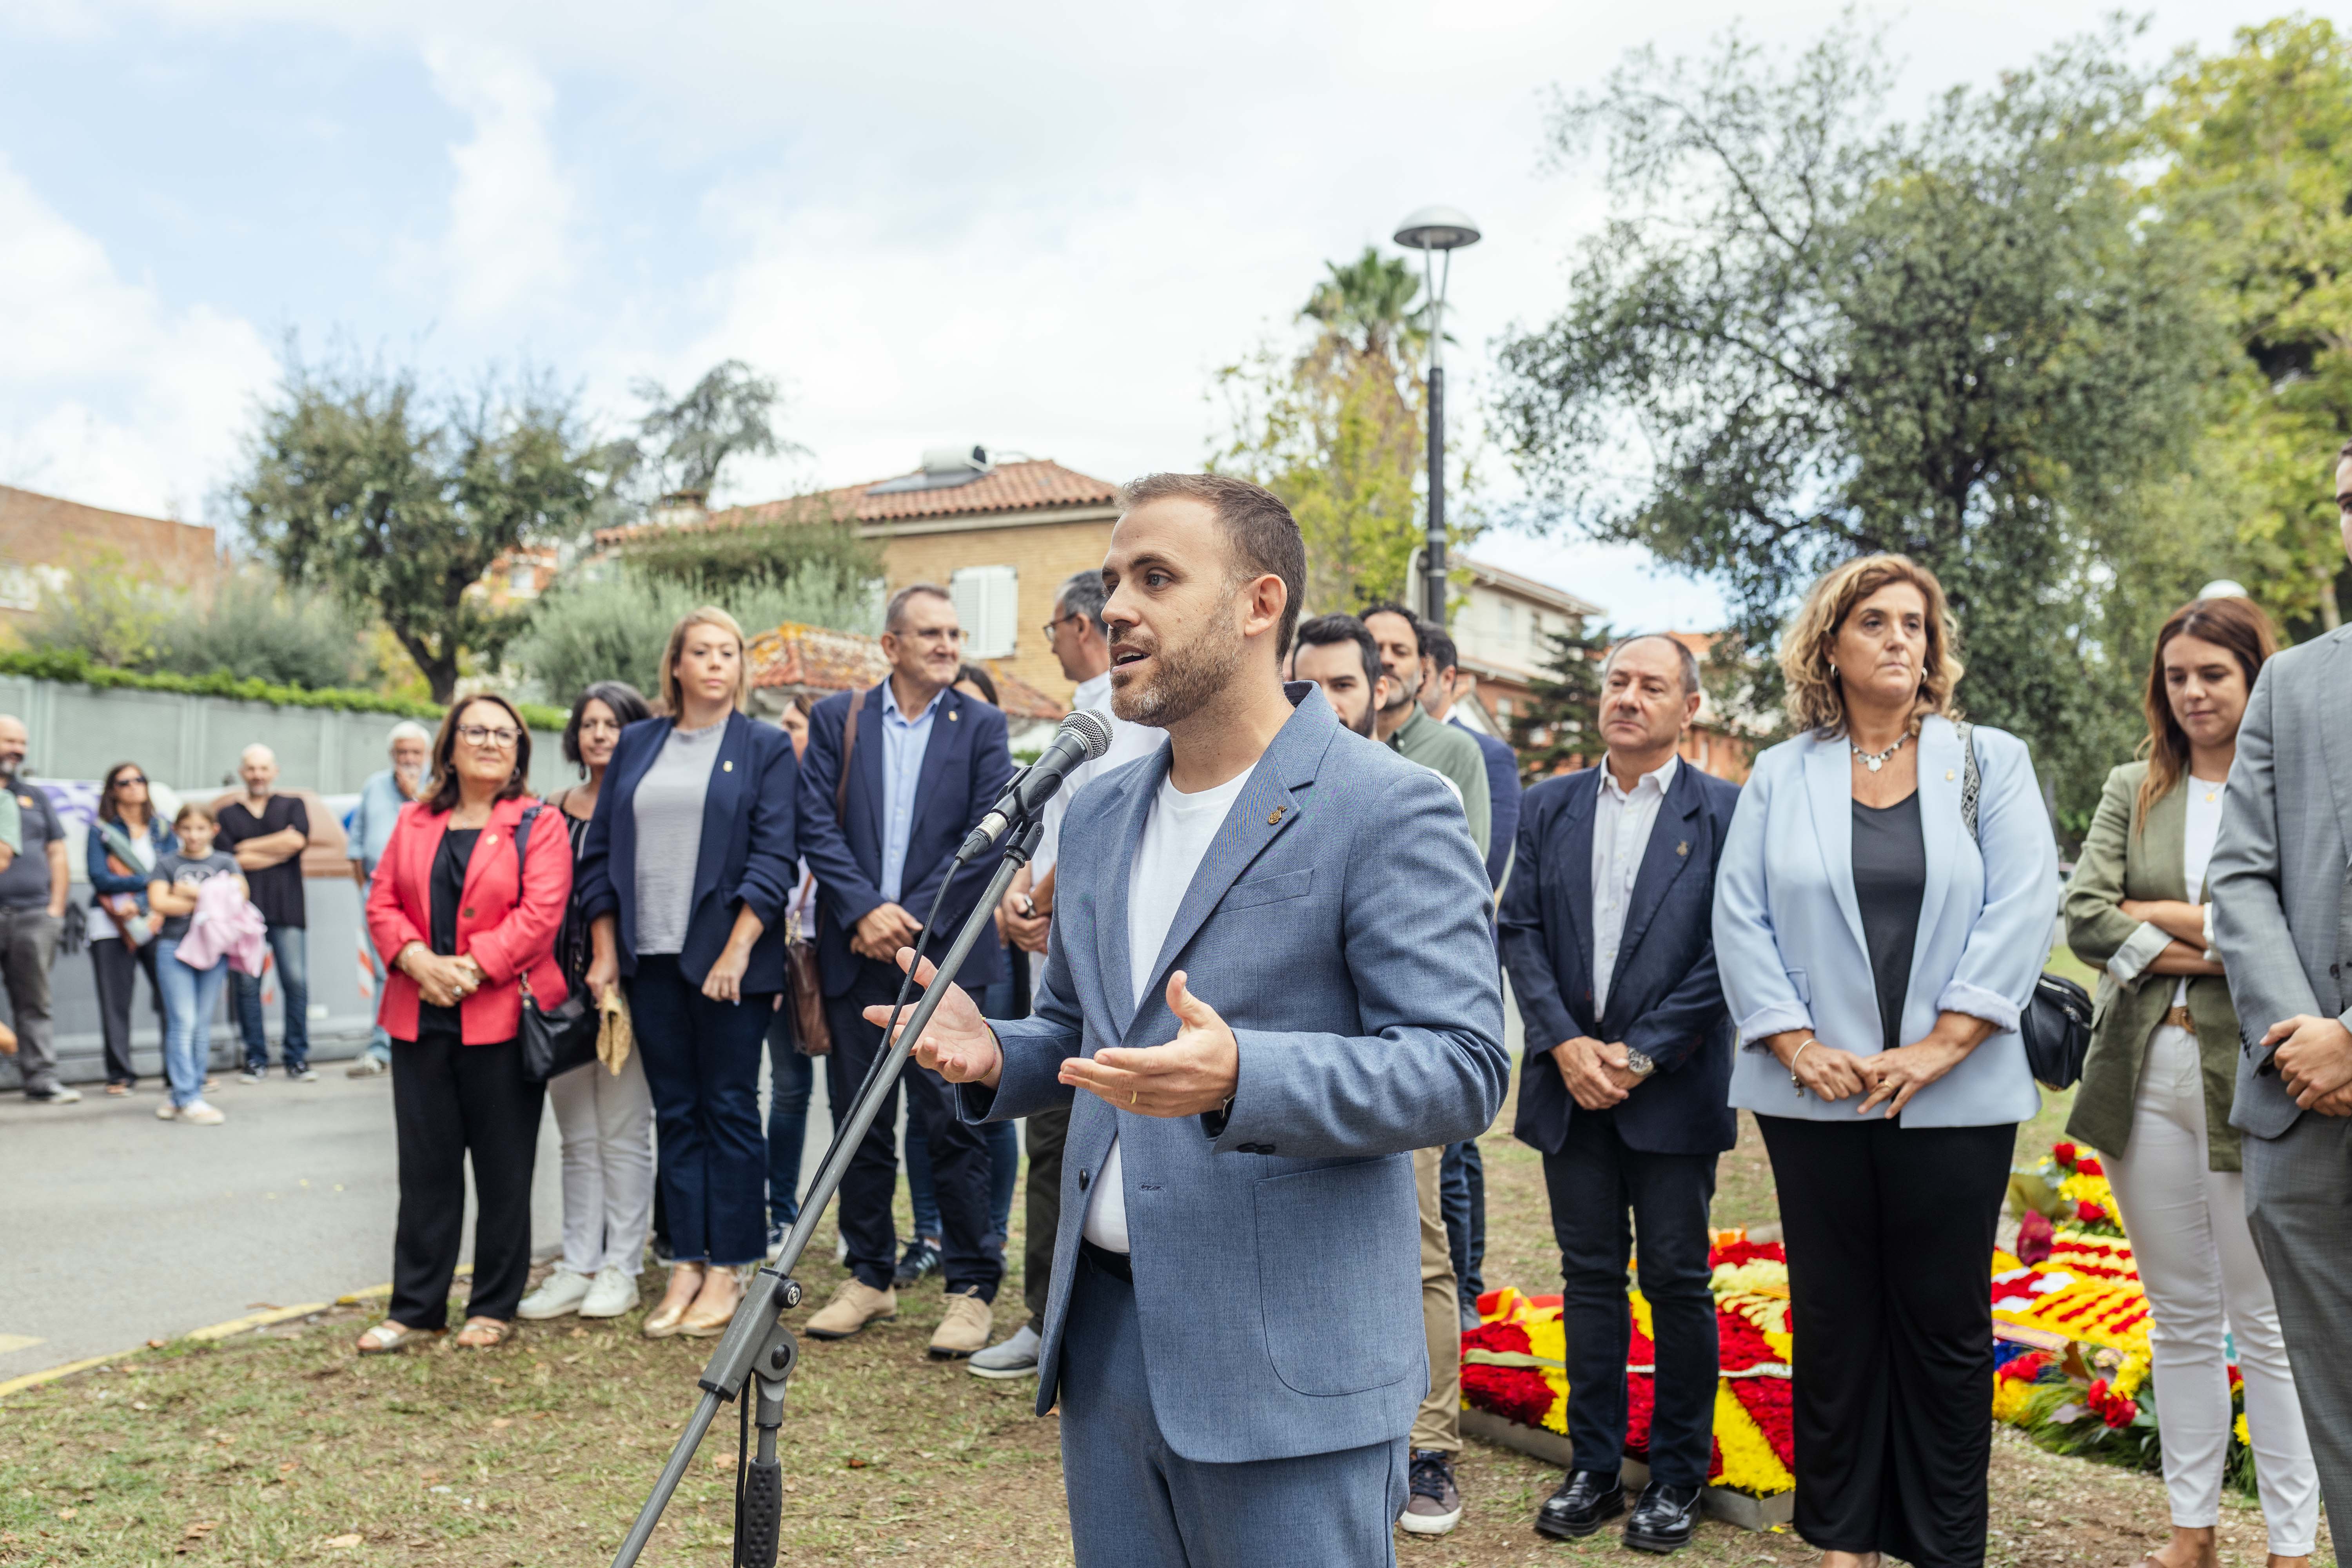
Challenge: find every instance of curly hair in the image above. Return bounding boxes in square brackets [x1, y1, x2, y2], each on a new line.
[1778, 554, 1964, 738]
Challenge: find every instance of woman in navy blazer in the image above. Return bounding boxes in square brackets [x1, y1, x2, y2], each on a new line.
[1712, 555, 2057, 1568]
[577, 607, 797, 1339]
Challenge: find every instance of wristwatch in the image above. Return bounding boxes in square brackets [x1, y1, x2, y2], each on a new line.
[1623, 1047, 1657, 1080]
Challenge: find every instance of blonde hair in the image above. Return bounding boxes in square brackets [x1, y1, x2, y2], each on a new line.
[1778, 554, 1964, 737]
[660, 606, 752, 717]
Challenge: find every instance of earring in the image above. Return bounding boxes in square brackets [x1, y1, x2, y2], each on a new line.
[1828, 662, 1839, 678]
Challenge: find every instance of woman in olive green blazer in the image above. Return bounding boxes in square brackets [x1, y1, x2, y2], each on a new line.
[2061, 594, 2318, 1568]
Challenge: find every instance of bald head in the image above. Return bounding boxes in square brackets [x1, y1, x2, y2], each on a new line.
[238, 744, 279, 799]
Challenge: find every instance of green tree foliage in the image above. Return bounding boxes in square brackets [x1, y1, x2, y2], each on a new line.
[1498, 22, 2226, 829]
[506, 567, 880, 711]
[2158, 18, 2352, 637]
[1510, 619, 1614, 782]
[624, 359, 802, 505]
[236, 357, 614, 702]
[616, 511, 880, 605]
[20, 548, 176, 669]
[154, 568, 379, 689]
[1213, 247, 1474, 616]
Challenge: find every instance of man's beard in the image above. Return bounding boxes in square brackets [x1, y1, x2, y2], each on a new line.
[1111, 602, 1245, 729]
[0, 756, 19, 782]
[1379, 664, 1420, 715]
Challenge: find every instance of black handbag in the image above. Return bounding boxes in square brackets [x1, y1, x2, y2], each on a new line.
[1958, 722, 2093, 1089]
[511, 805, 600, 1082]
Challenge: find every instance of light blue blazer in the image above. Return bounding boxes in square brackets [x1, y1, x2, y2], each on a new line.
[962, 683, 1509, 1464]
[1713, 714, 2056, 1127]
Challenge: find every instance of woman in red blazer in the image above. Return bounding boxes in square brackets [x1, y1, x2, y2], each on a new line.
[356, 694, 572, 1355]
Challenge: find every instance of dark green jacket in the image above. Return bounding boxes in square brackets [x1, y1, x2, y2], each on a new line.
[2061, 761, 2240, 1171]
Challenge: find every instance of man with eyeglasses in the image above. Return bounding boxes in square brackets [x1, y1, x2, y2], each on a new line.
[345, 720, 435, 1077]
[799, 583, 1017, 1356]
[217, 743, 318, 1083]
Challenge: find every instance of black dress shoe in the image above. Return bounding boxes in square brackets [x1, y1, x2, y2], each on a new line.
[1532, 1468, 1624, 1540]
[1622, 1480, 1704, 1553]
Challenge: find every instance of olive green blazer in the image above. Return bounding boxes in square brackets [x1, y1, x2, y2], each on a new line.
[2061, 761, 2240, 1171]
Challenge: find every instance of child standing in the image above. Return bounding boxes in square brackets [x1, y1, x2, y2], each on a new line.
[147, 804, 247, 1125]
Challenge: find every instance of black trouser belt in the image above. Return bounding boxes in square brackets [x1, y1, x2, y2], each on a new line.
[1081, 1240, 1132, 1283]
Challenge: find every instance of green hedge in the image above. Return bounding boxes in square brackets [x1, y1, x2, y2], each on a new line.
[0, 650, 568, 732]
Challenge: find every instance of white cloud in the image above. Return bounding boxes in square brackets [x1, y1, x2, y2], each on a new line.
[410, 40, 575, 323]
[0, 156, 276, 519]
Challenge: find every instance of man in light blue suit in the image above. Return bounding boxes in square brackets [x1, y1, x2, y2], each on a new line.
[871, 473, 1509, 1566]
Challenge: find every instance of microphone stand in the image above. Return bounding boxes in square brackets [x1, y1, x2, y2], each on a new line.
[608, 815, 1047, 1568]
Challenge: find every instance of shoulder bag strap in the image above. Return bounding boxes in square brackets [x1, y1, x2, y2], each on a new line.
[1956, 720, 1981, 846]
[510, 804, 543, 1001]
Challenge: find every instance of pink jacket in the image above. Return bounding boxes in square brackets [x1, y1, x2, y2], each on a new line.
[174, 876, 269, 976]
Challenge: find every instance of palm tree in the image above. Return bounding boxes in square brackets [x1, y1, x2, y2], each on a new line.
[1299, 247, 1432, 363]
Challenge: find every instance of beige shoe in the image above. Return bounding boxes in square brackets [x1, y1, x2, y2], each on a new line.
[928, 1288, 992, 1359]
[804, 1278, 896, 1340]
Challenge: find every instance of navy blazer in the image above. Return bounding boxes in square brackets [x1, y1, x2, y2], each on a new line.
[1497, 759, 1741, 1157]
[574, 711, 799, 991]
[797, 682, 1016, 997]
[1453, 716, 1523, 887]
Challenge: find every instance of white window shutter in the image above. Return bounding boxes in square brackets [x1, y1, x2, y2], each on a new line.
[951, 565, 1019, 659]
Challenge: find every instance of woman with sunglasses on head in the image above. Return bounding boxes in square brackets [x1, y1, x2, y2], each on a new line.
[577, 607, 798, 1339]
[86, 762, 172, 1094]
[356, 695, 572, 1355]
[2064, 595, 2318, 1568]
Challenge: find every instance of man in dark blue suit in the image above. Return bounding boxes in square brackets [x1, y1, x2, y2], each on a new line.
[1497, 633, 1740, 1555]
[796, 584, 1016, 1357]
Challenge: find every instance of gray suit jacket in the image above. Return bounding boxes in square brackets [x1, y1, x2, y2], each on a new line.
[2211, 628, 2352, 1139]
[964, 683, 1509, 1463]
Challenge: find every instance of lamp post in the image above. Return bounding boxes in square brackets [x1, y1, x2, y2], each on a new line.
[1393, 204, 1481, 628]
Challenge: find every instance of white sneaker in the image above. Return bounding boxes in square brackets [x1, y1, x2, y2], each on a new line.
[179, 1101, 226, 1125]
[517, 1267, 593, 1320]
[156, 1102, 181, 1122]
[236, 1069, 265, 1085]
[968, 1321, 1041, 1379]
[290, 1067, 320, 1083]
[580, 1265, 640, 1319]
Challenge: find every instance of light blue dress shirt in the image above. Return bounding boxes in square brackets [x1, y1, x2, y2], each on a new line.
[347, 767, 412, 872]
[878, 681, 946, 902]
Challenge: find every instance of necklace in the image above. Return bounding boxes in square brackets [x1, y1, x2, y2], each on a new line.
[1851, 733, 1909, 773]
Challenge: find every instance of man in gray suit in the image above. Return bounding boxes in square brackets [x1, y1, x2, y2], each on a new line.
[870, 472, 1509, 1565]
[2210, 437, 2352, 1526]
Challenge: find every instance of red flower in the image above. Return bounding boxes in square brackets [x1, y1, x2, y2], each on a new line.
[2053, 1142, 2078, 1168]
[1998, 1351, 2052, 1383]
[2015, 1211, 2055, 1265]
[1728, 1376, 1797, 1469]
[2074, 1156, 2105, 1178]
[2076, 1200, 2106, 1223]
[2229, 1364, 2244, 1391]
[1461, 1363, 1554, 1429]
[2103, 1396, 2139, 1428]
[1708, 1239, 1788, 1270]
[1624, 1372, 1656, 1456]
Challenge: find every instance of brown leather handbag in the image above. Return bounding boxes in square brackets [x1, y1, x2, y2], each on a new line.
[786, 695, 861, 1056]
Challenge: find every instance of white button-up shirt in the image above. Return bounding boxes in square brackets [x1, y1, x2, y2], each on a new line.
[1590, 753, 1678, 1019]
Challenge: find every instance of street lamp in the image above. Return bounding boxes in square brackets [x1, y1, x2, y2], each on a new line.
[1394, 204, 1481, 628]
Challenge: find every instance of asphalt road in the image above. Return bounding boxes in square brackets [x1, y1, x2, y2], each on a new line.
[2, 1057, 839, 1380]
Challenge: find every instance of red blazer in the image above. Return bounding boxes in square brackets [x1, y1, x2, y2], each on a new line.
[368, 795, 573, 1045]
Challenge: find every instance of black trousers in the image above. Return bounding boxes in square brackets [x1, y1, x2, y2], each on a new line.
[388, 1030, 544, 1327]
[1022, 1100, 1070, 1329]
[1758, 1114, 2012, 1568]
[824, 957, 1001, 1301]
[1544, 1109, 1720, 1488]
[89, 938, 163, 1086]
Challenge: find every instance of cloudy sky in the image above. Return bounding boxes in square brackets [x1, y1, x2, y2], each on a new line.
[0, 0, 2289, 630]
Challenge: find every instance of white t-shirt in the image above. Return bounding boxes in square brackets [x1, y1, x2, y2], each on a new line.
[2175, 777, 2226, 1008]
[1080, 760, 1257, 1253]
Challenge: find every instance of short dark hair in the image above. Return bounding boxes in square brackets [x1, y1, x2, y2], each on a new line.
[1359, 602, 1427, 657]
[425, 693, 533, 814]
[1294, 613, 1381, 693]
[1422, 624, 1459, 676]
[1603, 633, 1702, 698]
[955, 662, 1000, 706]
[1120, 473, 1306, 658]
[885, 583, 953, 633]
[1056, 569, 1109, 634]
[563, 681, 652, 767]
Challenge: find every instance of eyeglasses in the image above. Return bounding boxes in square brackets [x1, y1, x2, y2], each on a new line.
[456, 725, 522, 751]
[1039, 611, 1080, 641]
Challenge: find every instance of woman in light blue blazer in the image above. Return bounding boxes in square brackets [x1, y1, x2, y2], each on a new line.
[1713, 554, 2057, 1568]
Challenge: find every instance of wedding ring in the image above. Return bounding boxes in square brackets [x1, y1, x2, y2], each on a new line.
[1130, 1091, 1137, 1106]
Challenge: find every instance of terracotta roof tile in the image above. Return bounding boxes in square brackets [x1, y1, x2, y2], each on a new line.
[598, 458, 1119, 545]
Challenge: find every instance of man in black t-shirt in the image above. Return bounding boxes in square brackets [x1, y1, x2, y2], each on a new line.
[216, 744, 315, 1082]
[0, 715, 78, 1104]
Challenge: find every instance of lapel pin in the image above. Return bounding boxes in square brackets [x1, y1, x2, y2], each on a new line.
[1268, 806, 1287, 825]
[723, 760, 734, 772]
[1676, 840, 1689, 857]
[1946, 769, 1955, 781]
[949, 710, 959, 721]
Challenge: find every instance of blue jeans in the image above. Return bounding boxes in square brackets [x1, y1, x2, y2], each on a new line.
[1441, 1138, 1486, 1299]
[154, 938, 229, 1108]
[907, 1116, 1018, 1244]
[766, 1007, 815, 1229]
[625, 955, 771, 1268]
[230, 924, 309, 1073]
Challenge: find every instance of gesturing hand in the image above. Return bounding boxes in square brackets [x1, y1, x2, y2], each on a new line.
[863, 947, 1002, 1087]
[1060, 971, 1240, 1119]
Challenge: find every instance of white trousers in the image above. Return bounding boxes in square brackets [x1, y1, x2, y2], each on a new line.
[2102, 1024, 2319, 1554]
[546, 1050, 655, 1276]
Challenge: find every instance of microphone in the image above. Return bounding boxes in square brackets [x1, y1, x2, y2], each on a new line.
[955, 710, 1114, 865]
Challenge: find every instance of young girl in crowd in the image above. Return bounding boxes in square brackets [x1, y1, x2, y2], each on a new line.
[147, 804, 247, 1126]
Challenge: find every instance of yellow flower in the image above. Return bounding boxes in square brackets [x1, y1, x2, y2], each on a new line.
[2112, 1353, 2150, 1401]
[2234, 1412, 2251, 1448]
[1713, 1383, 1794, 1496]
[1991, 1377, 2037, 1426]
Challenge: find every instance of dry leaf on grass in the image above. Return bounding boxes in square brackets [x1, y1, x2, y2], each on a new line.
[323, 1535, 361, 1549]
